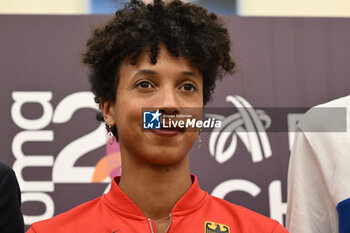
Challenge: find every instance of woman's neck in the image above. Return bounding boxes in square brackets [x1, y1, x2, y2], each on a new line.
[118, 151, 192, 220]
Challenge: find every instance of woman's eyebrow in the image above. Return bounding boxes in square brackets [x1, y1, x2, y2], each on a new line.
[134, 69, 157, 76]
[181, 71, 199, 80]
[132, 69, 199, 79]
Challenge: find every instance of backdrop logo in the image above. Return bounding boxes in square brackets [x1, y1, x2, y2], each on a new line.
[143, 110, 161, 129]
[92, 141, 121, 194]
[206, 95, 272, 164]
[11, 91, 107, 225]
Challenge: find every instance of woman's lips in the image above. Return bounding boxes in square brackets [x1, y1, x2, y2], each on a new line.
[150, 128, 182, 137]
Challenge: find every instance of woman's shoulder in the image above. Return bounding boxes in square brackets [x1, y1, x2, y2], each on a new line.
[205, 195, 288, 233]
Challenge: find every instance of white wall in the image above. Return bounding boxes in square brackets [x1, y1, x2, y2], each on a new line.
[238, 0, 350, 17]
[0, 0, 88, 14]
[1, 0, 350, 17]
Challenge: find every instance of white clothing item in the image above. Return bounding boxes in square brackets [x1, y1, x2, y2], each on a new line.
[286, 95, 350, 233]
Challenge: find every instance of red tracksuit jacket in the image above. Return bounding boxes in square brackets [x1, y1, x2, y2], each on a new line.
[27, 176, 288, 233]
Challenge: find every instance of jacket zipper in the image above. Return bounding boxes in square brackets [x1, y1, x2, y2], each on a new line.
[165, 214, 172, 233]
[148, 214, 172, 233]
[148, 218, 155, 233]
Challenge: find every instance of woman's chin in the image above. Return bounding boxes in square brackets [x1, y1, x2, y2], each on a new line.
[142, 151, 187, 166]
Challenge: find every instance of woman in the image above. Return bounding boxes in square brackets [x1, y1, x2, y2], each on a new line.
[28, 0, 288, 232]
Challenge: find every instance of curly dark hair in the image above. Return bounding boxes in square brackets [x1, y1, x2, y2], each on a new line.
[83, 0, 235, 139]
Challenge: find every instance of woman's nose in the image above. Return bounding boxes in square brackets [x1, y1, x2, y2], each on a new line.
[158, 88, 180, 115]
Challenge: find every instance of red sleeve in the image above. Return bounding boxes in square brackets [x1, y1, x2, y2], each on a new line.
[26, 226, 38, 233]
[272, 223, 289, 233]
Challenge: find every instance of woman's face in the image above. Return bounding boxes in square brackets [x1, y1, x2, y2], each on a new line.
[102, 46, 203, 165]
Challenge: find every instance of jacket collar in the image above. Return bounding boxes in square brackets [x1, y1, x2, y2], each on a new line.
[103, 175, 207, 219]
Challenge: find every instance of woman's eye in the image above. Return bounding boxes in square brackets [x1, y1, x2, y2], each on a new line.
[181, 83, 196, 91]
[136, 81, 152, 89]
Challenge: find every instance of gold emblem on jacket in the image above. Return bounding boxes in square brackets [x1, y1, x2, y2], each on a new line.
[204, 221, 230, 233]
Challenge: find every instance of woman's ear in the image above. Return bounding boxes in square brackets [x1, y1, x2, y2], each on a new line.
[100, 98, 115, 126]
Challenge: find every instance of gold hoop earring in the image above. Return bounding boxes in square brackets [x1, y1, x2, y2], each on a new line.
[107, 125, 115, 145]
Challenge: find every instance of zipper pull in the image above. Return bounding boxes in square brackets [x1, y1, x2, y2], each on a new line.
[148, 218, 155, 233]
